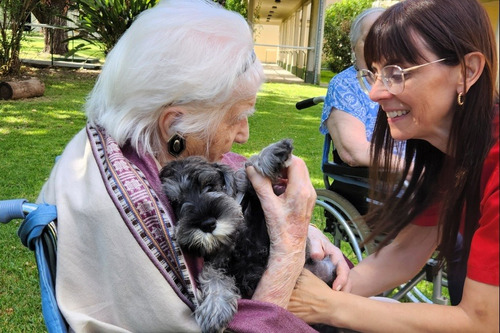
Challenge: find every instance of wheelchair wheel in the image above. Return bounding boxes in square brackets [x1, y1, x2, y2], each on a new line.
[312, 189, 377, 266]
[387, 258, 449, 305]
[312, 189, 449, 304]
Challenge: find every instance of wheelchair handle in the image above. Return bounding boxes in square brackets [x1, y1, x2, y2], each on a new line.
[0, 199, 38, 224]
[295, 96, 325, 110]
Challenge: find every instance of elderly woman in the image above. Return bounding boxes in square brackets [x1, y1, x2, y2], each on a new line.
[37, 0, 347, 332]
[289, 0, 499, 331]
[320, 7, 385, 167]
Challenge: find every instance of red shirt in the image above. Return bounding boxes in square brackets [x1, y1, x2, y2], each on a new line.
[468, 134, 499, 285]
[413, 113, 499, 286]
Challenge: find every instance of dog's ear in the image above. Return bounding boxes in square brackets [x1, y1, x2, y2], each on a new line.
[161, 178, 183, 204]
[234, 168, 250, 194]
[159, 163, 175, 180]
[212, 164, 239, 197]
[159, 161, 186, 203]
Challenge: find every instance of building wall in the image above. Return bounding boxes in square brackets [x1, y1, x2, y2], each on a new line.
[254, 0, 499, 85]
[254, 25, 280, 63]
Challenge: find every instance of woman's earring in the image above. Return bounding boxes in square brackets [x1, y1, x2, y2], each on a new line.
[457, 92, 465, 106]
[167, 133, 186, 157]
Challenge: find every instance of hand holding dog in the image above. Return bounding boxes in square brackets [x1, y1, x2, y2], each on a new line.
[307, 225, 352, 292]
[246, 155, 316, 308]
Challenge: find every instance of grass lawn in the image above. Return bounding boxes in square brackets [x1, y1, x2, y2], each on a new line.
[0, 68, 95, 331]
[20, 31, 106, 63]
[320, 69, 335, 85]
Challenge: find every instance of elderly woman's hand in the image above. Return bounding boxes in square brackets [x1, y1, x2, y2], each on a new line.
[307, 225, 352, 292]
[246, 155, 316, 307]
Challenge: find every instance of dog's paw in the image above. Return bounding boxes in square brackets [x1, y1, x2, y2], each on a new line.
[195, 264, 240, 333]
[304, 254, 337, 286]
[247, 139, 293, 182]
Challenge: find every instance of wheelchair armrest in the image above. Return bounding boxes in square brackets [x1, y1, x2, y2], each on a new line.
[322, 161, 369, 179]
[322, 134, 370, 179]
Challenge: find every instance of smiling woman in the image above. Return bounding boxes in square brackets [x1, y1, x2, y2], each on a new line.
[289, 0, 499, 331]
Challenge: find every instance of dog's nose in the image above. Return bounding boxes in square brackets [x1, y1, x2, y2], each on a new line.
[200, 217, 217, 233]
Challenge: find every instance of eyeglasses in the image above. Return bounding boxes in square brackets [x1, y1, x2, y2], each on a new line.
[357, 58, 447, 95]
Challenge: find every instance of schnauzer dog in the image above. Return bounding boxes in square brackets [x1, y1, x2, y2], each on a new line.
[160, 139, 336, 333]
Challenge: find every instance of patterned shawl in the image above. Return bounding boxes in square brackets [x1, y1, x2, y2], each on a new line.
[87, 124, 197, 310]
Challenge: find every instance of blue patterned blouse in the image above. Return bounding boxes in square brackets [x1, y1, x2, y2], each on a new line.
[319, 66, 379, 142]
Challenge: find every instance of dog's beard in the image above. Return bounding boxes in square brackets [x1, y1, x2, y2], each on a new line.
[175, 192, 245, 258]
[160, 139, 340, 332]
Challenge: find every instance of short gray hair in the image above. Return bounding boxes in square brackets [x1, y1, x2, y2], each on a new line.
[349, 7, 386, 48]
[85, 0, 265, 157]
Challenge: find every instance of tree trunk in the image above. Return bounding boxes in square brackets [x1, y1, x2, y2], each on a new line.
[0, 78, 45, 100]
[42, 17, 68, 55]
[32, 0, 69, 55]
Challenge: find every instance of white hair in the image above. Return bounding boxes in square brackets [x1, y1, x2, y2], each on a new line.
[349, 7, 385, 48]
[85, 0, 265, 157]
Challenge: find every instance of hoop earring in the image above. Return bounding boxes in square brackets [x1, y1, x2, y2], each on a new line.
[457, 92, 465, 106]
[167, 133, 186, 157]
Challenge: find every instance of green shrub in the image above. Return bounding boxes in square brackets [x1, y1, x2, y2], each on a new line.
[66, 0, 159, 55]
[216, 0, 248, 17]
[323, 0, 373, 73]
[0, 0, 37, 75]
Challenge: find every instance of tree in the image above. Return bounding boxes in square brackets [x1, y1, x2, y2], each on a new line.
[32, 0, 70, 55]
[0, 0, 38, 75]
[218, 0, 247, 18]
[66, 0, 158, 55]
[215, 0, 262, 35]
[65, 0, 249, 56]
[323, 0, 372, 73]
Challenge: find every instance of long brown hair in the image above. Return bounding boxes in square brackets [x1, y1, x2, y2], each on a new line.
[363, 0, 498, 265]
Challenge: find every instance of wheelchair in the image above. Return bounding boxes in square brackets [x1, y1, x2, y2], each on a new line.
[296, 96, 449, 304]
[0, 199, 65, 333]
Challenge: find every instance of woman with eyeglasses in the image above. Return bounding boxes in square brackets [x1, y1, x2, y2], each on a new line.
[289, 0, 499, 331]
